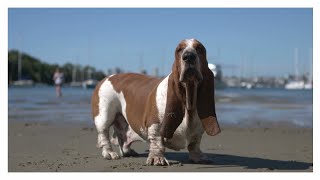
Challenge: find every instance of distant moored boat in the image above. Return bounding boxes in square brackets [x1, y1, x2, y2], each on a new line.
[82, 79, 98, 89]
[285, 80, 305, 90]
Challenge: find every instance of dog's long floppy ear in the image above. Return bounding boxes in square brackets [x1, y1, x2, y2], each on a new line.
[160, 73, 185, 139]
[197, 68, 221, 136]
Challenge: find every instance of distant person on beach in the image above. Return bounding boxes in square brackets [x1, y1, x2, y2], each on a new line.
[53, 68, 64, 97]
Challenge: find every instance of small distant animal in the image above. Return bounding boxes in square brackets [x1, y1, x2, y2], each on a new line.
[91, 39, 221, 166]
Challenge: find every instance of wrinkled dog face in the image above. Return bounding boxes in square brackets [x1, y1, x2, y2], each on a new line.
[175, 39, 205, 83]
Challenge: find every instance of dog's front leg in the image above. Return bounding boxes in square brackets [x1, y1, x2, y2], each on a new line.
[188, 133, 214, 164]
[146, 124, 170, 166]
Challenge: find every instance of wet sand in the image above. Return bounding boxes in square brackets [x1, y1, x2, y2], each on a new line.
[8, 120, 313, 172]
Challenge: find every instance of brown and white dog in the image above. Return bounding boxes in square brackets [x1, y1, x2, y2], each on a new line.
[91, 38, 221, 166]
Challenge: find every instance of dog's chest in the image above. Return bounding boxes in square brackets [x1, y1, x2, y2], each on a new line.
[163, 110, 203, 151]
[154, 75, 204, 150]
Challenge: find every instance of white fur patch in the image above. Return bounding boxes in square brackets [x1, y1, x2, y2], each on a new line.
[147, 124, 164, 153]
[164, 109, 204, 151]
[179, 39, 202, 82]
[140, 127, 148, 138]
[117, 91, 128, 120]
[95, 79, 120, 131]
[156, 74, 170, 123]
[185, 38, 195, 50]
[95, 78, 128, 127]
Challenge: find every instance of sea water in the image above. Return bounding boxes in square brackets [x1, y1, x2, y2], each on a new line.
[8, 87, 313, 128]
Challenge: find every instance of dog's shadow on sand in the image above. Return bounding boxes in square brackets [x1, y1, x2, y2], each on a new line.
[140, 152, 312, 170]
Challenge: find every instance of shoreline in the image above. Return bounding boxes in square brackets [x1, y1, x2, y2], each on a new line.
[8, 120, 313, 172]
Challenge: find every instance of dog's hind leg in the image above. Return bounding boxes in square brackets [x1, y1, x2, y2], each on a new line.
[112, 113, 139, 157]
[94, 101, 120, 160]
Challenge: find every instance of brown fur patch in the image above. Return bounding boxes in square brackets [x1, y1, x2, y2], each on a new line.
[195, 41, 221, 136]
[108, 73, 162, 135]
[197, 69, 216, 119]
[160, 74, 185, 139]
[201, 116, 221, 136]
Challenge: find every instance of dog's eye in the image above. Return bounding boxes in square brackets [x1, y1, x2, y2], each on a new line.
[177, 47, 183, 53]
[196, 46, 203, 53]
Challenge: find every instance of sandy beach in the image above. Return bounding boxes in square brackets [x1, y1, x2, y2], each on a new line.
[8, 87, 313, 172]
[8, 120, 312, 172]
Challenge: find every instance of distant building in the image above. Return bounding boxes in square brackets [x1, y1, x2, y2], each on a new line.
[208, 63, 222, 81]
[208, 63, 226, 89]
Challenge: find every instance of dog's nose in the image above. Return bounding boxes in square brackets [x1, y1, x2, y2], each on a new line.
[182, 52, 196, 64]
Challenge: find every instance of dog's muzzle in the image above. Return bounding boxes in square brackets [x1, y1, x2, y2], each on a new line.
[182, 52, 196, 65]
[179, 52, 202, 83]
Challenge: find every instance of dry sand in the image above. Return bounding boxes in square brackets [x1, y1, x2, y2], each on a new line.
[8, 120, 312, 172]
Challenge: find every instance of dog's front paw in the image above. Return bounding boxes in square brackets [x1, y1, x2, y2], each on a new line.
[102, 148, 120, 160]
[189, 153, 214, 164]
[146, 154, 170, 166]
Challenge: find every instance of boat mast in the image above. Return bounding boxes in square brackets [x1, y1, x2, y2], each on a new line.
[18, 51, 22, 81]
[17, 33, 23, 81]
[87, 68, 92, 79]
[309, 48, 313, 83]
[294, 48, 299, 80]
[72, 65, 76, 83]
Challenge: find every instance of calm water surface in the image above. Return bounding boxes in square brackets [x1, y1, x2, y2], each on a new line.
[8, 87, 313, 128]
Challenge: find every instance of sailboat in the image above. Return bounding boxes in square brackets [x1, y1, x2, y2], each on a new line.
[285, 80, 305, 89]
[12, 51, 34, 87]
[285, 48, 312, 90]
[82, 68, 98, 89]
[82, 37, 98, 89]
[70, 66, 83, 87]
[304, 48, 313, 89]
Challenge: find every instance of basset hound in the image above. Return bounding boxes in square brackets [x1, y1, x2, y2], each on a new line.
[91, 38, 221, 166]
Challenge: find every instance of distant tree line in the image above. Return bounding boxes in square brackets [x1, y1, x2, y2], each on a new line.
[8, 50, 106, 85]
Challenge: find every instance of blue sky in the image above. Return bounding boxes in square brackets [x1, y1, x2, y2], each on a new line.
[8, 8, 312, 77]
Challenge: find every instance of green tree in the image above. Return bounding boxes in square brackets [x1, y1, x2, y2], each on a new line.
[8, 50, 106, 85]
